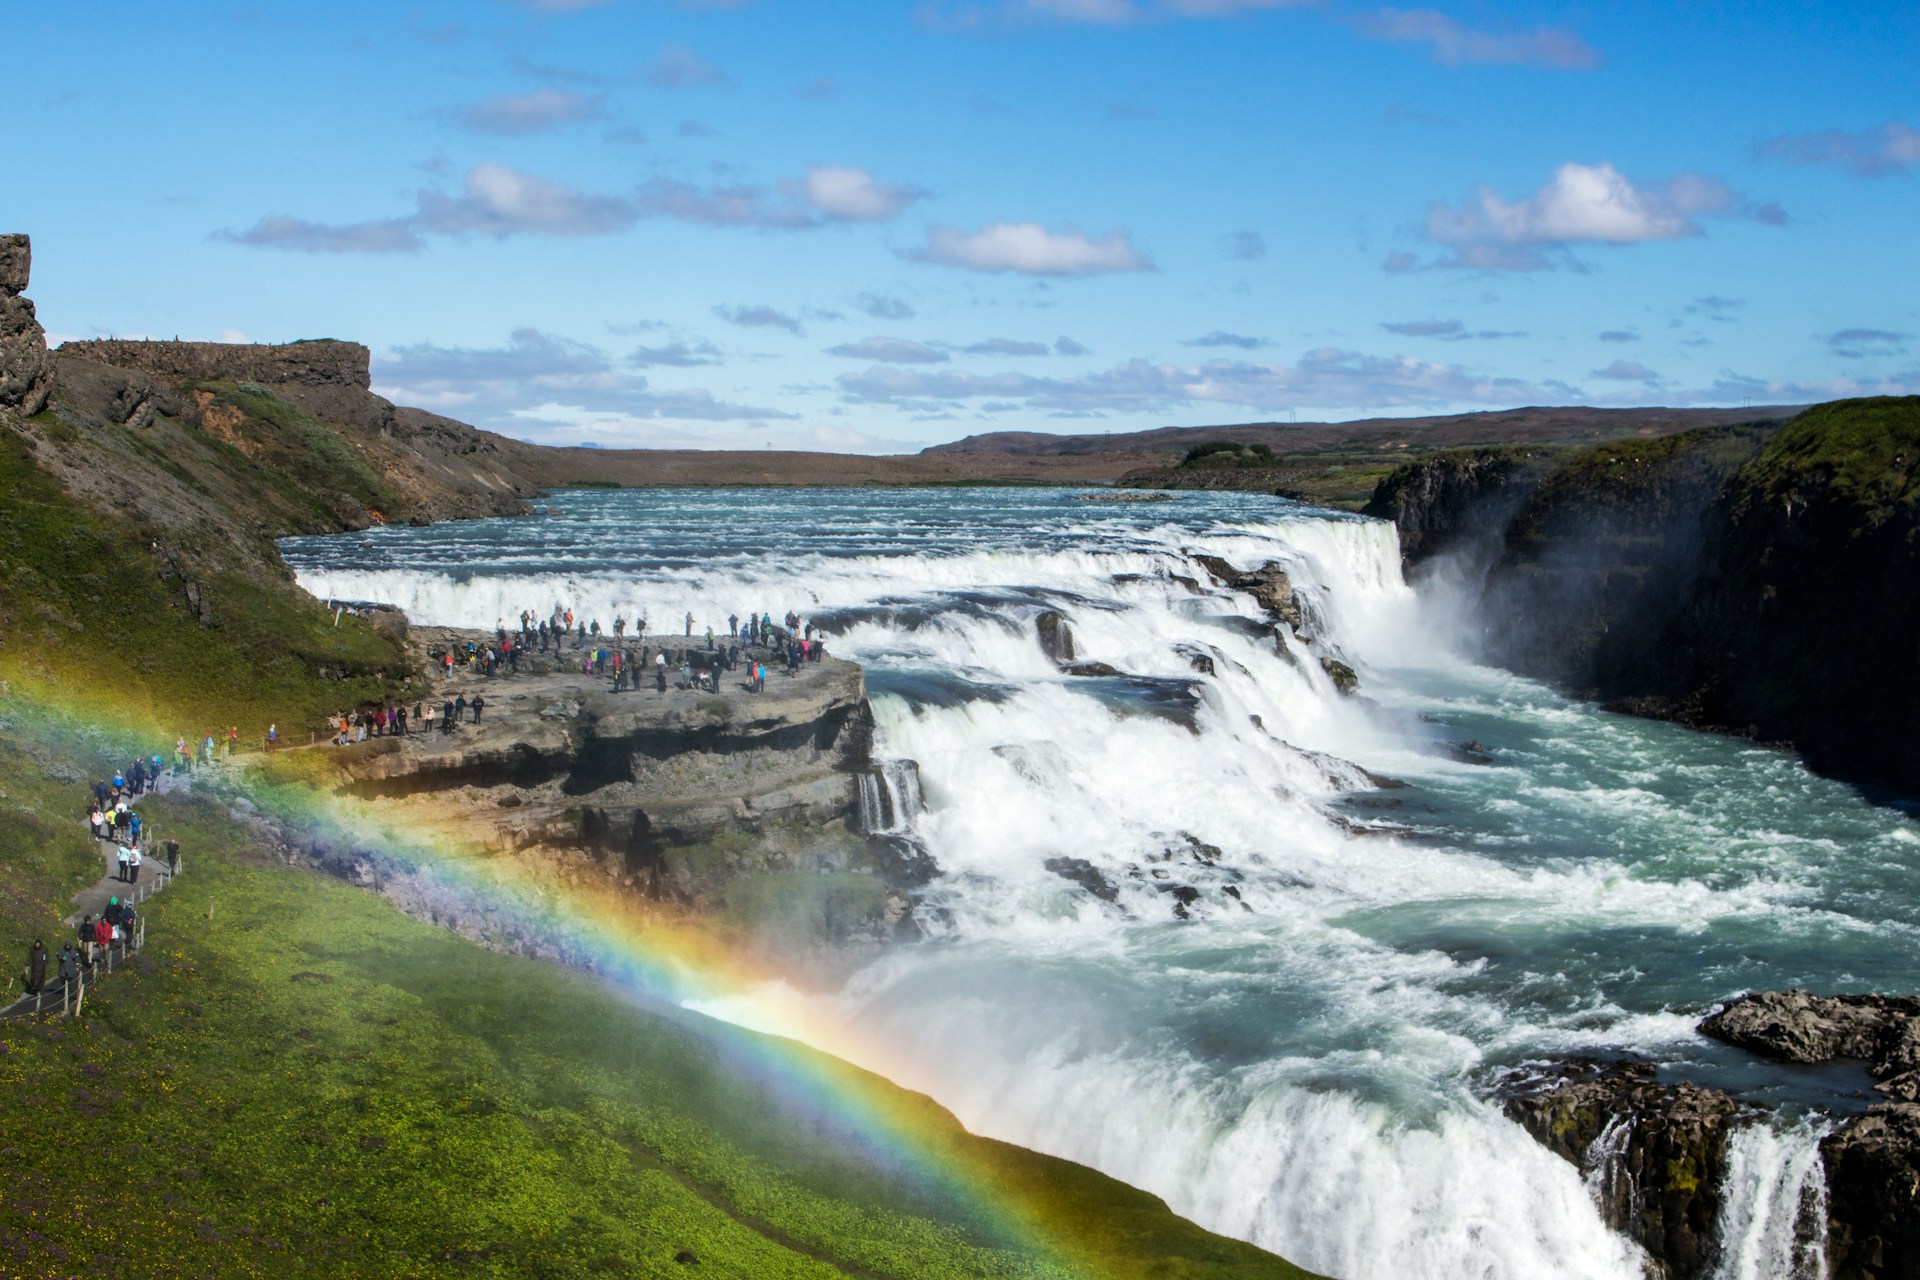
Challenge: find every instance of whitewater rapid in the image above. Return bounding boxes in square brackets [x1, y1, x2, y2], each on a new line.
[285, 488, 1913, 1280]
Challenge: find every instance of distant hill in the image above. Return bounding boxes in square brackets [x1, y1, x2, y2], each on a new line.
[923, 405, 1804, 458]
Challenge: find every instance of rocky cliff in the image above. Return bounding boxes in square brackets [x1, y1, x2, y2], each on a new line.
[1361, 446, 1556, 568]
[1368, 400, 1920, 793]
[258, 628, 921, 972]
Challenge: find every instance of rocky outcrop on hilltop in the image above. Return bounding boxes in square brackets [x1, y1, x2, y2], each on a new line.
[0, 234, 54, 418]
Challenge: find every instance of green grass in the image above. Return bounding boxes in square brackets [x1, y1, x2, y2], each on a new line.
[0, 736, 102, 967]
[0, 780, 1316, 1280]
[0, 427, 411, 742]
[1737, 395, 1920, 523]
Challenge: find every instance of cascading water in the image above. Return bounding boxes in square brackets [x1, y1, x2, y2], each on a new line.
[1710, 1118, 1832, 1280]
[283, 488, 1920, 1280]
[858, 759, 924, 837]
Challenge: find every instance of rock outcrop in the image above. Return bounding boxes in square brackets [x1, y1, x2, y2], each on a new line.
[1499, 1060, 1750, 1278]
[1362, 446, 1553, 567]
[0, 234, 54, 418]
[1700, 991, 1920, 1098]
[1700, 991, 1920, 1280]
[286, 629, 917, 970]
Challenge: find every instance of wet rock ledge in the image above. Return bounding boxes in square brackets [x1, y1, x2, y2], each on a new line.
[1499, 990, 1920, 1280]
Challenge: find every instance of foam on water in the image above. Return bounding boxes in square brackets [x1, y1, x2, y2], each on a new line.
[285, 488, 1920, 1280]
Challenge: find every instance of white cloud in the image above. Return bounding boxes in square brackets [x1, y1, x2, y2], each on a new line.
[628, 339, 724, 368]
[1382, 319, 1463, 338]
[911, 221, 1153, 276]
[826, 336, 949, 363]
[799, 165, 923, 221]
[215, 214, 424, 254]
[1825, 329, 1910, 359]
[1184, 330, 1268, 349]
[837, 347, 1574, 415]
[1224, 229, 1266, 260]
[223, 160, 919, 253]
[372, 327, 792, 433]
[1354, 9, 1598, 68]
[415, 163, 639, 237]
[456, 88, 603, 135]
[918, 0, 1305, 29]
[963, 337, 1051, 356]
[1759, 122, 1920, 178]
[1416, 162, 1784, 271]
[854, 292, 915, 320]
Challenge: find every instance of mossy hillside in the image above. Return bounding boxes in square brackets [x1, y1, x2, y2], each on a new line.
[1733, 395, 1920, 524]
[193, 380, 401, 528]
[0, 425, 410, 740]
[0, 734, 102, 967]
[0, 782, 1315, 1280]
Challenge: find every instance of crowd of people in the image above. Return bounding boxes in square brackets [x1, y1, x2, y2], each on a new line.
[20, 762, 183, 1007]
[318, 605, 833, 745]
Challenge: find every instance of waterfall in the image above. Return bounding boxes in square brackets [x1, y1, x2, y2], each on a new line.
[1583, 1113, 1638, 1231]
[1710, 1118, 1832, 1280]
[286, 488, 1919, 1280]
[858, 759, 923, 836]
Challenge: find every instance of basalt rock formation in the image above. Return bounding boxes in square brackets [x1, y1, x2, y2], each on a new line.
[279, 628, 918, 970]
[1700, 991, 1920, 1279]
[1362, 446, 1554, 569]
[0, 234, 54, 418]
[1499, 1060, 1750, 1279]
[1367, 400, 1920, 793]
[1501, 991, 1920, 1280]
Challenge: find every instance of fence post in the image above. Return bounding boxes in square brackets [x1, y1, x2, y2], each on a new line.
[73, 980, 83, 1018]
[63, 980, 70, 1016]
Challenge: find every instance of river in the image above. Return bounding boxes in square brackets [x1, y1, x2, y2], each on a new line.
[281, 487, 1918, 1279]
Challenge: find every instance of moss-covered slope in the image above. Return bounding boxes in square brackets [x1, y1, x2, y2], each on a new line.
[0, 752, 1316, 1279]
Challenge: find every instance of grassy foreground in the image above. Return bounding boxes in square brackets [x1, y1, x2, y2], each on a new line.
[0, 768, 1314, 1280]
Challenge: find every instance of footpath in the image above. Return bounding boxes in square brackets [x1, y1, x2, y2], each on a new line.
[1, 771, 188, 1018]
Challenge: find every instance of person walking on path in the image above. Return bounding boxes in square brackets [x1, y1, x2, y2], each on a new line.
[57, 945, 77, 998]
[128, 844, 142, 886]
[116, 842, 131, 883]
[26, 939, 47, 994]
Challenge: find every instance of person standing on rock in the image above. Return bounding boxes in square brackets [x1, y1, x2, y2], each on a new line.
[26, 939, 47, 994]
[423, 703, 435, 735]
[684, 611, 694, 637]
[471, 695, 485, 724]
[656, 652, 668, 693]
[453, 695, 466, 728]
[728, 613, 738, 638]
[165, 837, 179, 877]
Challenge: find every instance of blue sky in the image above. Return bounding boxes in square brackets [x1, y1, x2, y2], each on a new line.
[9, 0, 1917, 451]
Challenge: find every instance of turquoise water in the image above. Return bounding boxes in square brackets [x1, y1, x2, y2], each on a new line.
[283, 487, 1917, 1279]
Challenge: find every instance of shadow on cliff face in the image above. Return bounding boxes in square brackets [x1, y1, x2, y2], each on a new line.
[1375, 403, 1920, 799]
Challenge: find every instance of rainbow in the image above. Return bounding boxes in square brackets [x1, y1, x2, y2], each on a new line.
[1, 687, 1251, 1279]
